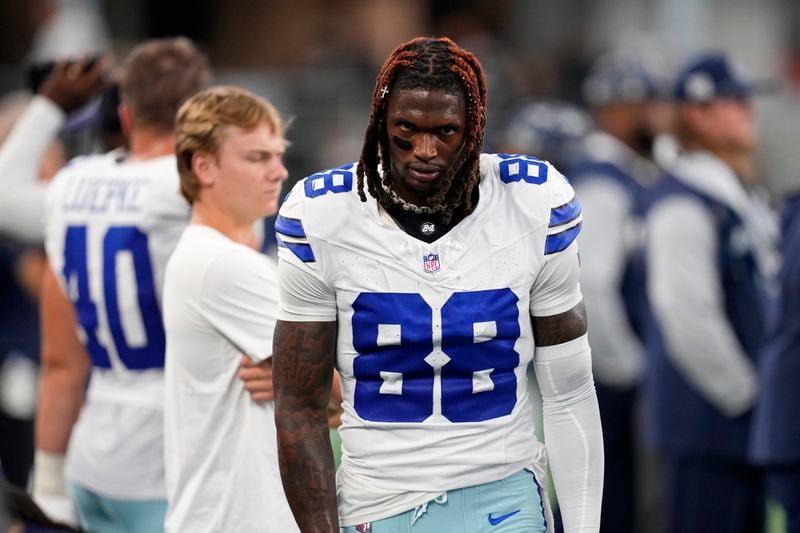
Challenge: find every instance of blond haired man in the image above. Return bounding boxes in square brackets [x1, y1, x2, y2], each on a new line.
[163, 86, 296, 532]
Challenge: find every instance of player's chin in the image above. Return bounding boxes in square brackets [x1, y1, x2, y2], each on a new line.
[259, 196, 280, 217]
[403, 175, 442, 194]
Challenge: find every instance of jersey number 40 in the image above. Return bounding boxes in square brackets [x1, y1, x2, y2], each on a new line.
[62, 225, 165, 370]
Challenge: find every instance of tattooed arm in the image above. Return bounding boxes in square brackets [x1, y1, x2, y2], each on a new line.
[532, 301, 587, 345]
[532, 301, 603, 533]
[273, 319, 339, 532]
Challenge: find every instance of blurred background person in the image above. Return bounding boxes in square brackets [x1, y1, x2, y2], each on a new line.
[497, 99, 593, 173]
[749, 39, 800, 533]
[568, 50, 667, 533]
[34, 37, 211, 531]
[645, 53, 778, 533]
[0, 58, 106, 244]
[750, 178, 800, 533]
[0, 64, 104, 496]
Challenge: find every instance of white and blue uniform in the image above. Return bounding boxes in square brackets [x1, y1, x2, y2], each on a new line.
[277, 154, 603, 531]
[44, 151, 189, 503]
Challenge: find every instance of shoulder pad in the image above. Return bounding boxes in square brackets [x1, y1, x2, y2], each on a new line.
[276, 162, 358, 263]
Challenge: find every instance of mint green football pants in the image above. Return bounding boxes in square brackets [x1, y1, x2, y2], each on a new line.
[341, 469, 549, 533]
[69, 483, 166, 533]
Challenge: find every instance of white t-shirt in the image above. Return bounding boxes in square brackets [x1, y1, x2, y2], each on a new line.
[163, 225, 297, 533]
[276, 153, 584, 526]
[44, 151, 190, 499]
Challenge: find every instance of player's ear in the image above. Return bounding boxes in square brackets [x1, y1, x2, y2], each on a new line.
[118, 103, 133, 138]
[680, 102, 706, 134]
[191, 151, 216, 187]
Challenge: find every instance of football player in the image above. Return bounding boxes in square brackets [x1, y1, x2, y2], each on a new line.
[273, 37, 603, 533]
[34, 37, 211, 532]
[33, 39, 270, 532]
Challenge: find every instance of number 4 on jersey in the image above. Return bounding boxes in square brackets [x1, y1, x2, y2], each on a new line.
[62, 225, 165, 370]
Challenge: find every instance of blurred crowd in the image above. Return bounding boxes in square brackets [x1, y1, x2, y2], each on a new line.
[1, 1, 800, 532]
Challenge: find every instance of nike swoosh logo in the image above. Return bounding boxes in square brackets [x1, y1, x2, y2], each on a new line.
[488, 509, 521, 526]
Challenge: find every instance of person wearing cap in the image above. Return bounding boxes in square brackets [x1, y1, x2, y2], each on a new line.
[644, 53, 777, 533]
[568, 51, 667, 533]
[498, 99, 593, 174]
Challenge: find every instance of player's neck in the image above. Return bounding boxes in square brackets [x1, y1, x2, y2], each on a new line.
[190, 204, 257, 247]
[697, 143, 755, 185]
[127, 127, 175, 161]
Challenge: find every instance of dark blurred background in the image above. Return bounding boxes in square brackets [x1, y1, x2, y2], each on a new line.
[2, 0, 799, 196]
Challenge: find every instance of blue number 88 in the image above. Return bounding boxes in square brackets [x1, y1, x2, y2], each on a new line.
[351, 289, 520, 423]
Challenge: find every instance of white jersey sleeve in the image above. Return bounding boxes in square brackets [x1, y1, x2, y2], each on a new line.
[275, 182, 337, 322]
[530, 169, 583, 317]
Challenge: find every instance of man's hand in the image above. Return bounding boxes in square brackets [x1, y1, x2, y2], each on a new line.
[31, 450, 80, 528]
[38, 57, 108, 113]
[239, 355, 273, 402]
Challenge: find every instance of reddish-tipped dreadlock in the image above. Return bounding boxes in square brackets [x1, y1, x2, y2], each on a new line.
[356, 37, 488, 224]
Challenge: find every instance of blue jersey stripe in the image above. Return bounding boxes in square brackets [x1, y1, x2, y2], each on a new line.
[545, 222, 582, 255]
[275, 215, 307, 238]
[276, 235, 315, 262]
[549, 197, 581, 227]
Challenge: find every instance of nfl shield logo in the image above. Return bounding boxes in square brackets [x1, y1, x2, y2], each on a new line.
[355, 523, 372, 533]
[423, 253, 440, 274]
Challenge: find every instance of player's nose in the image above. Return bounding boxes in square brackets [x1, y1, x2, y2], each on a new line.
[267, 160, 289, 183]
[414, 134, 437, 161]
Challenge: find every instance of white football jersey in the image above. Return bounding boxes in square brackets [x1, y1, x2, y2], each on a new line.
[44, 150, 190, 499]
[277, 153, 584, 526]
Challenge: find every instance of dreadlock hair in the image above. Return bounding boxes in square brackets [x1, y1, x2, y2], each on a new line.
[356, 37, 488, 224]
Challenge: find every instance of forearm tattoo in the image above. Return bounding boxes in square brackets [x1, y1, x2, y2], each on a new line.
[273, 320, 339, 532]
[531, 301, 588, 346]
